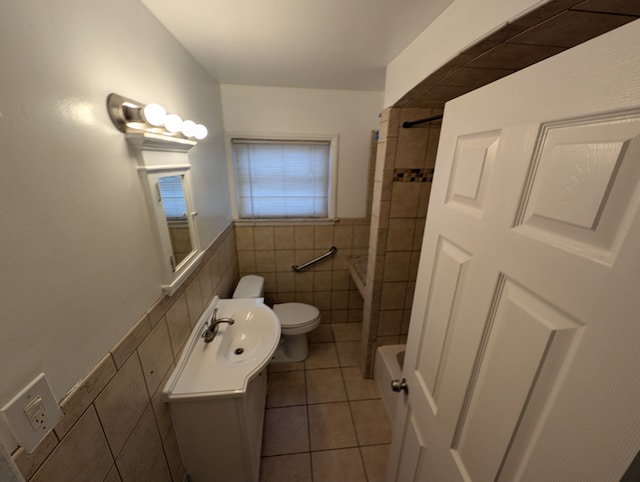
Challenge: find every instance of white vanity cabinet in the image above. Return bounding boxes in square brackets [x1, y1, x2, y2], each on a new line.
[163, 297, 280, 482]
[168, 369, 267, 482]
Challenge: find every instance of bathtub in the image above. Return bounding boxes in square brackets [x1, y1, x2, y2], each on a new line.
[374, 344, 406, 420]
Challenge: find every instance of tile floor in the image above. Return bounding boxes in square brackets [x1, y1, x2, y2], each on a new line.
[260, 323, 392, 482]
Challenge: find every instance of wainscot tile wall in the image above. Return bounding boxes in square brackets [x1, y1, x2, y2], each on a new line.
[12, 223, 239, 482]
[234, 219, 370, 326]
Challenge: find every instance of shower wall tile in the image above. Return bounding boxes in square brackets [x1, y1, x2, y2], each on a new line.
[383, 252, 412, 282]
[363, 106, 438, 377]
[389, 183, 421, 218]
[14, 224, 238, 482]
[386, 219, 415, 252]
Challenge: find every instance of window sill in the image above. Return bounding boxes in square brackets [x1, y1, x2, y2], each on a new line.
[233, 218, 339, 227]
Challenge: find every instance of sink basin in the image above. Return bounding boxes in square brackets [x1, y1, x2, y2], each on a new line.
[217, 304, 279, 367]
[163, 297, 280, 400]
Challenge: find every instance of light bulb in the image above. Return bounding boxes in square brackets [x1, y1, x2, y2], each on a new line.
[181, 120, 196, 138]
[164, 113, 183, 133]
[142, 103, 166, 127]
[194, 124, 208, 140]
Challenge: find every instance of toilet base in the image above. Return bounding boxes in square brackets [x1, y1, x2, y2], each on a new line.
[271, 333, 309, 363]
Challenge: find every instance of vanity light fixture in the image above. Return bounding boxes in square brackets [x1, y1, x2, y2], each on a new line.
[107, 93, 208, 142]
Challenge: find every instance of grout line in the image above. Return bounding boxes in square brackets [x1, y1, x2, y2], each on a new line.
[304, 366, 315, 482]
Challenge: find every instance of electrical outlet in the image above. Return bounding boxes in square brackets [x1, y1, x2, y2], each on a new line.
[0, 373, 62, 453]
[24, 396, 47, 431]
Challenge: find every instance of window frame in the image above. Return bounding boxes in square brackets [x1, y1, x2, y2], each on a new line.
[226, 132, 339, 222]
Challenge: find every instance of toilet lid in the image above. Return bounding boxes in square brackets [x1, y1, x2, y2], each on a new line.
[273, 303, 320, 328]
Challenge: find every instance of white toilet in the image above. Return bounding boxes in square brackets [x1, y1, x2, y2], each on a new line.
[233, 274, 321, 362]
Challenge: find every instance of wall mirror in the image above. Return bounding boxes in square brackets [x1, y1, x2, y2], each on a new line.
[127, 134, 203, 296]
[144, 167, 200, 295]
[157, 174, 195, 269]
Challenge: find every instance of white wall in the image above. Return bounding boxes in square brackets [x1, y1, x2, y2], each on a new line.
[0, 0, 231, 411]
[384, 0, 546, 107]
[220, 85, 383, 218]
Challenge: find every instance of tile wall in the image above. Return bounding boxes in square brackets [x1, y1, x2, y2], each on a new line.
[396, 0, 640, 108]
[361, 107, 441, 376]
[234, 220, 370, 325]
[11, 224, 239, 482]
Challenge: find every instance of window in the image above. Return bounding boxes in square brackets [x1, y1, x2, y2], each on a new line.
[231, 138, 334, 219]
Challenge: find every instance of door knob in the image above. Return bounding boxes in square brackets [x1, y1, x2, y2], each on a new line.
[391, 378, 408, 393]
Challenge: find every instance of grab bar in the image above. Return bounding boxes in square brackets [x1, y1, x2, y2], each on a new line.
[292, 246, 337, 272]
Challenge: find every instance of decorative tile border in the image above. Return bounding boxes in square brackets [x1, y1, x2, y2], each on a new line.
[393, 168, 434, 183]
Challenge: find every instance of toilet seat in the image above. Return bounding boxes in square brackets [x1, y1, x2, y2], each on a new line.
[273, 303, 321, 334]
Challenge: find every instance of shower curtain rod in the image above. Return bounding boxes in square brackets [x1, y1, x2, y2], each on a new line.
[402, 114, 443, 128]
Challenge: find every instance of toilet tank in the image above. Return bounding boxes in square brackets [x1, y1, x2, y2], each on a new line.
[233, 275, 264, 298]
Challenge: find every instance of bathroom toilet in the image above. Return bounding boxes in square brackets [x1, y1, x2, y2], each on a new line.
[233, 275, 321, 362]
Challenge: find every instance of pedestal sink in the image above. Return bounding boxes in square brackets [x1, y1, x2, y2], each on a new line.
[163, 296, 281, 482]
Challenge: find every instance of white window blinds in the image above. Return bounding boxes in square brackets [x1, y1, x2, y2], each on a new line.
[157, 175, 188, 219]
[231, 139, 331, 219]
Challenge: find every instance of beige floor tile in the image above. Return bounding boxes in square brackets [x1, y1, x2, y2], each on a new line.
[308, 324, 334, 343]
[308, 402, 357, 451]
[332, 323, 362, 341]
[305, 343, 340, 369]
[260, 453, 312, 482]
[306, 368, 346, 404]
[336, 341, 361, 367]
[351, 399, 392, 446]
[262, 406, 309, 456]
[360, 444, 390, 482]
[342, 367, 381, 401]
[268, 360, 306, 372]
[267, 370, 307, 407]
[311, 448, 367, 482]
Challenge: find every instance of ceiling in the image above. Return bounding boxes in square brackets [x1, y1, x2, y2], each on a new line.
[139, 0, 454, 91]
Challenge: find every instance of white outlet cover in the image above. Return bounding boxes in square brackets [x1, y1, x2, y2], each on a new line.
[0, 373, 62, 453]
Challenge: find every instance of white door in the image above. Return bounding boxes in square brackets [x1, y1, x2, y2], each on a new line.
[387, 20, 640, 482]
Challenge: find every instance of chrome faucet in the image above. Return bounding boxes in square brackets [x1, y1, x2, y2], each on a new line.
[202, 308, 235, 343]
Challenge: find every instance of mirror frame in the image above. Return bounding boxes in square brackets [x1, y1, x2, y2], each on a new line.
[128, 132, 203, 295]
